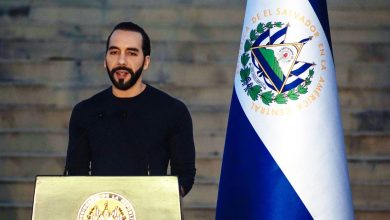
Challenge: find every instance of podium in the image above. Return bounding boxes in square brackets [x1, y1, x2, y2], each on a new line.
[32, 176, 182, 220]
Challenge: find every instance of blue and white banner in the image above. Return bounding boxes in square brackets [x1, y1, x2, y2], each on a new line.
[216, 0, 354, 219]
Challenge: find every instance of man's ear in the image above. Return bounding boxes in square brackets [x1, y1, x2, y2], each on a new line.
[143, 55, 151, 70]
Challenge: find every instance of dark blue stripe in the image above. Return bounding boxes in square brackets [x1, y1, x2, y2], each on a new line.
[299, 37, 312, 44]
[282, 78, 305, 92]
[291, 63, 313, 76]
[216, 90, 313, 220]
[252, 29, 270, 47]
[264, 77, 278, 92]
[252, 48, 284, 90]
[270, 26, 287, 44]
[251, 52, 260, 70]
[308, 0, 333, 54]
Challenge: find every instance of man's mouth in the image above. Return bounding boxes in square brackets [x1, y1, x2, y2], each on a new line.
[115, 70, 130, 80]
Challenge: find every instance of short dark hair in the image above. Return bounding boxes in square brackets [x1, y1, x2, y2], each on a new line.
[106, 22, 151, 56]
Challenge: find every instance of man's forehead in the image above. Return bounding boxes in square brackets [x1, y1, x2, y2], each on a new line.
[108, 30, 143, 49]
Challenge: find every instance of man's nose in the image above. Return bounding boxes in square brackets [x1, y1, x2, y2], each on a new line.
[117, 53, 126, 65]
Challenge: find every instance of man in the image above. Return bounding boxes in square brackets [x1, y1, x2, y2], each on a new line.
[64, 22, 196, 196]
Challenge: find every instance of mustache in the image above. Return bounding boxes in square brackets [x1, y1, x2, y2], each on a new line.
[110, 66, 134, 75]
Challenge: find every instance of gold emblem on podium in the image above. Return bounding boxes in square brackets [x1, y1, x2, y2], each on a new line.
[77, 192, 136, 220]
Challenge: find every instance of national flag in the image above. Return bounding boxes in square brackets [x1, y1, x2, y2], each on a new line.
[216, 0, 354, 219]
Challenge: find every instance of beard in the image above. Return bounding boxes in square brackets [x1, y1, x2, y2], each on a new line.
[105, 60, 145, 91]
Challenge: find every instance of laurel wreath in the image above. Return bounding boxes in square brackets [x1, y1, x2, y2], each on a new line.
[240, 22, 315, 105]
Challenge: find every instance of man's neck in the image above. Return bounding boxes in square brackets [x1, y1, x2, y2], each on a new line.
[112, 82, 146, 98]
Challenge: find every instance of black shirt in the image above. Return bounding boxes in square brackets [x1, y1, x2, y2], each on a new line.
[64, 85, 196, 196]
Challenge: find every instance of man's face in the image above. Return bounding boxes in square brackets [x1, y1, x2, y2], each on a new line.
[105, 30, 150, 90]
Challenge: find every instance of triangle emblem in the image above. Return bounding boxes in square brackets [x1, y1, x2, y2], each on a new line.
[251, 43, 303, 93]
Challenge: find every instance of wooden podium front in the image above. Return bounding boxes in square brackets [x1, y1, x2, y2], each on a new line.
[32, 176, 182, 220]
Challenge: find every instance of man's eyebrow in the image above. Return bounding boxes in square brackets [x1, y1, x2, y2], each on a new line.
[108, 46, 119, 50]
[108, 46, 140, 52]
[126, 47, 140, 52]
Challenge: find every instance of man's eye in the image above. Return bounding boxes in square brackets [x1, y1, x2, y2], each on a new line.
[109, 51, 118, 55]
[127, 51, 137, 56]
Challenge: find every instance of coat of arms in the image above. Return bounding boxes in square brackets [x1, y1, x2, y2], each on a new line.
[240, 22, 315, 105]
[77, 192, 136, 220]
